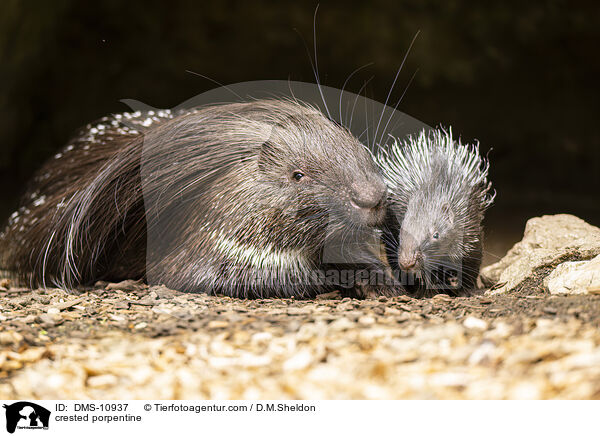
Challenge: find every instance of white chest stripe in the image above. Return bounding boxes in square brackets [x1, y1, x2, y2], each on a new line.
[212, 231, 306, 271]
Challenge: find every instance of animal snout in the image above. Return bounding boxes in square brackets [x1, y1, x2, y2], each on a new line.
[398, 250, 421, 271]
[350, 180, 387, 210]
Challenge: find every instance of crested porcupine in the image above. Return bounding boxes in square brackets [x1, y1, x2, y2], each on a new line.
[0, 99, 393, 298]
[376, 128, 495, 297]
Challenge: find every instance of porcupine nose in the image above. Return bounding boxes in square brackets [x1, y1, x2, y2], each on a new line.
[350, 180, 387, 210]
[398, 249, 420, 271]
[399, 257, 417, 270]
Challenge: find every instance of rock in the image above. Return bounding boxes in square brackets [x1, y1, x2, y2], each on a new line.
[0, 331, 23, 345]
[53, 297, 84, 311]
[108, 314, 126, 323]
[114, 301, 130, 310]
[432, 294, 453, 302]
[37, 313, 63, 328]
[545, 255, 600, 295]
[463, 316, 488, 330]
[87, 374, 118, 388]
[105, 280, 147, 292]
[149, 285, 177, 300]
[358, 315, 376, 325]
[283, 350, 314, 371]
[132, 297, 157, 306]
[482, 215, 600, 295]
[207, 320, 229, 329]
[315, 291, 342, 300]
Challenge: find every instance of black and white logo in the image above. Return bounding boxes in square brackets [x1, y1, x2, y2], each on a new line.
[2, 402, 50, 434]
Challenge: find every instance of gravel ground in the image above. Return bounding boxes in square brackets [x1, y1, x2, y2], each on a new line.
[2, 280, 600, 399]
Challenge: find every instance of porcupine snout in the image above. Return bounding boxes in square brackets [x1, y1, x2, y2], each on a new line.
[397, 233, 422, 271]
[349, 178, 387, 227]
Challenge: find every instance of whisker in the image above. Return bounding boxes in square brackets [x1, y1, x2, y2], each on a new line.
[349, 76, 374, 132]
[339, 62, 374, 127]
[185, 70, 243, 101]
[311, 5, 332, 120]
[372, 30, 420, 147]
[378, 67, 419, 148]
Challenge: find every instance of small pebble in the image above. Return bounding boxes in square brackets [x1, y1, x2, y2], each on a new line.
[0, 331, 23, 345]
[463, 316, 488, 330]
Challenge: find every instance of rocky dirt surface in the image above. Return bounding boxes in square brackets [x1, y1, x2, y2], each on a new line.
[1, 280, 600, 400]
[2, 214, 600, 400]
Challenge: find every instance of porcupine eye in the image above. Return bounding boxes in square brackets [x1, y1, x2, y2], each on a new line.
[432, 232, 440, 240]
[292, 171, 305, 182]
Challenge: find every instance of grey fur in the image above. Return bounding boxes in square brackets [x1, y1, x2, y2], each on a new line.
[0, 99, 390, 298]
[377, 127, 495, 296]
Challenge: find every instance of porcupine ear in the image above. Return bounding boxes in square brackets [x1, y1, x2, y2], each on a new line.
[441, 202, 455, 225]
[258, 140, 278, 173]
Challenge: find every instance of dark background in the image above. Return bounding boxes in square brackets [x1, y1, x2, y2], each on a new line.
[1, 0, 598, 263]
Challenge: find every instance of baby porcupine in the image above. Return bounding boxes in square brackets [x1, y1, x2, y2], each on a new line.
[377, 128, 495, 297]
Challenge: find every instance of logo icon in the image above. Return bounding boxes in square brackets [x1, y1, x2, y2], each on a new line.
[2, 402, 50, 434]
